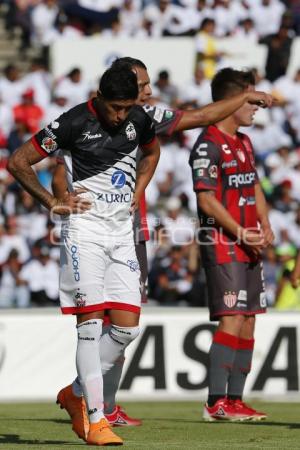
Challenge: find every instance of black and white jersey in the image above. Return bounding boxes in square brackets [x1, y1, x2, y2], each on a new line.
[32, 98, 156, 239]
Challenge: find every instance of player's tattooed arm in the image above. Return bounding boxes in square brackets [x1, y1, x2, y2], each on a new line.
[7, 140, 56, 209]
[174, 91, 275, 131]
[133, 138, 160, 210]
[7, 141, 91, 215]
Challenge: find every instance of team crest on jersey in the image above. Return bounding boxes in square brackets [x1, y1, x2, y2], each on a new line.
[125, 122, 136, 141]
[237, 149, 245, 162]
[41, 137, 57, 153]
[74, 290, 87, 308]
[209, 165, 218, 178]
[223, 291, 237, 308]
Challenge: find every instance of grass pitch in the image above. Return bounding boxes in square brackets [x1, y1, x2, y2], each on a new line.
[0, 401, 300, 449]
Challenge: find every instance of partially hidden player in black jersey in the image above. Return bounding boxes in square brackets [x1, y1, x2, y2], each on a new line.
[189, 68, 275, 422]
[8, 65, 161, 446]
[51, 58, 275, 429]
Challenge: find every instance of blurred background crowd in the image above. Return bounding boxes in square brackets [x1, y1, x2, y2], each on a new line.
[0, 0, 300, 310]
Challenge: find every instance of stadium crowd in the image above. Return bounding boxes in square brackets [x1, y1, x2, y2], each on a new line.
[1, 0, 300, 309]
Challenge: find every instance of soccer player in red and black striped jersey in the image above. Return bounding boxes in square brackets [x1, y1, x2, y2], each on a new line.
[189, 68, 275, 422]
[53, 59, 274, 428]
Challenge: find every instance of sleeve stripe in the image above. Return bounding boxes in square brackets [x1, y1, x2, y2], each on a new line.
[165, 110, 184, 136]
[194, 181, 217, 191]
[31, 136, 48, 158]
[140, 136, 158, 149]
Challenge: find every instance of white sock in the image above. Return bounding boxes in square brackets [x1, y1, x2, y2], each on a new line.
[100, 325, 139, 375]
[76, 319, 105, 424]
[72, 377, 83, 397]
[103, 354, 125, 414]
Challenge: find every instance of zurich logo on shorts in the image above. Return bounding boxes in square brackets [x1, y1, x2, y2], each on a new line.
[127, 260, 139, 272]
[111, 170, 126, 189]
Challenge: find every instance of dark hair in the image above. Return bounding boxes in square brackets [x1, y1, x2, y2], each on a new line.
[111, 57, 147, 71]
[211, 67, 255, 102]
[99, 66, 138, 100]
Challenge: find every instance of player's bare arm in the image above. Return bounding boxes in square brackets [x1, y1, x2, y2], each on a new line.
[52, 162, 68, 199]
[197, 190, 264, 256]
[133, 138, 160, 210]
[174, 91, 275, 132]
[290, 251, 300, 289]
[7, 141, 91, 215]
[254, 183, 274, 247]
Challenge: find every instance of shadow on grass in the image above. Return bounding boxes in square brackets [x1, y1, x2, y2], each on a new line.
[0, 434, 82, 445]
[143, 418, 300, 429]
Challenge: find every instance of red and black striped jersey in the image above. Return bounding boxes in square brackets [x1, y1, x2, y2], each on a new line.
[189, 125, 259, 265]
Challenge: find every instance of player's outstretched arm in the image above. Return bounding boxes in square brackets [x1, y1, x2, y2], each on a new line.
[133, 138, 160, 210]
[174, 91, 275, 132]
[7, 141, 91, 215]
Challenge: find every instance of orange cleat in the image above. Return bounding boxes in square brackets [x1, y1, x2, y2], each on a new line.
[86, 418, 123, 446]
[56, 384, 89, 440]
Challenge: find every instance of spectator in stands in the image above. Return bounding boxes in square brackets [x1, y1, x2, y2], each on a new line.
[154, 69, 178, 107]
[0, 215, 30, 265]
[149, 244, 199, 306]
[0, 248, 29, 308]
[195, 18, 222, 79]
[19, 242, 59, 306]
[262, 246, 281, 306]
[31, 0, 59, 48]
[54, 67, 90, 109]
[262, 25, 293, 82]
[0, 64, 27, 108]
[163, 196, 195, 246]
[275, 243, 300, 310]
[234, 17, 259, 42]
[250, 0, 286, 39]
[13, 88, 44, 134]
[23, 58, 52, 111]
[179, 63, 211, 107]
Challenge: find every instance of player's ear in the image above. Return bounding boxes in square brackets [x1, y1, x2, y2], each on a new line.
[97, 90, 103, 99]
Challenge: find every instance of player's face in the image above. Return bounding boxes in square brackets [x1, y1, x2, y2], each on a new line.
[102, 98, 136, 127]
[133, 66, 152, 105]
[233, 85, 259, 127]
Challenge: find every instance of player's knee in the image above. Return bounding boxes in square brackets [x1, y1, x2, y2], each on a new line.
[109, 325, 140, 347]
[77, 319, 103, 343]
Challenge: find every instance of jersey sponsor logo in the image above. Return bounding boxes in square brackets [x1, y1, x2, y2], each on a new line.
[97, 192, 131, 203]
[165, 110, 174, 119]
[51, 121, 59, 129]
[223, 291, 237, 308]
[125, 122, 136, 141]
[71, 245, 80, 282]
[260, 292, 267, 308]
[193, 158, 209, 169]
[209, 165, 218, 178]
[41, 137, 57, 153]
[74, 289, 86, 307]
[127, 259, 140, 272]
[237, 149, 245, 162]
[222, 144, 231, 154]
[238, 196, 256, 206]
[222, 160, 238, 169]
[45, 127, 57, 140]
[111, 170, 126, 188]
[238, 290, 247, 301]
[195, 143, 208, 156]
[228, 172, 256, 187]
[82, 131, 102, 141]
[153, 108, 164, 123]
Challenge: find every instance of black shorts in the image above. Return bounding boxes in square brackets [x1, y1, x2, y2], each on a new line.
[135, 241, 148, 303]
[205, 261, 266, 321]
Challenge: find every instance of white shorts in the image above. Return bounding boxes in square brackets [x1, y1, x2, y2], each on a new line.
[59, 230, 141, 315]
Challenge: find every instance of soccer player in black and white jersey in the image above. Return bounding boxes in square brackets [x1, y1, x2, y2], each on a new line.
[51, 57, 275, 429]
[7, 65, 160, 446]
